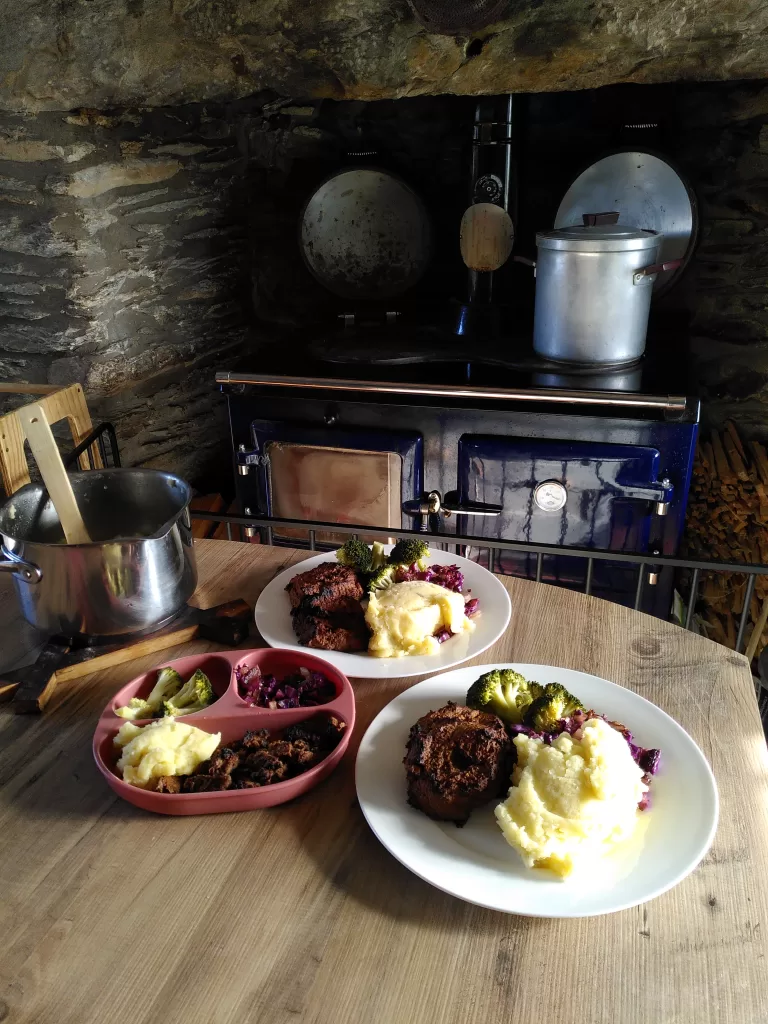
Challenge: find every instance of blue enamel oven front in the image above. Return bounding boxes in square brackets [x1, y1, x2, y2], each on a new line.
[224, 385, 698, 618]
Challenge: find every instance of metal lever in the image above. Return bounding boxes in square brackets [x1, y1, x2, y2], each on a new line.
[402, 491, 503, 531]
[441, 491, 503, 517]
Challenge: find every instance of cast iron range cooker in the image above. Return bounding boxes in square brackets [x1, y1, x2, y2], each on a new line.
[217, 342, 699, 620]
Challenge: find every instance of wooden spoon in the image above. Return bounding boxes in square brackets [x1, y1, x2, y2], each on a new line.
[18, 402, 91, 544]
[460, 202, 515, 273]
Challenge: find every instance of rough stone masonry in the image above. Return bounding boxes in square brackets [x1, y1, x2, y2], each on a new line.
[0, 0, 766, 111]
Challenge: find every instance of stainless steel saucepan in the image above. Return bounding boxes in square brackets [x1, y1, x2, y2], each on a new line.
[0, 468, 197, 638]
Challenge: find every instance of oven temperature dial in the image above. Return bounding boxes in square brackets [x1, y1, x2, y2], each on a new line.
[534, 480, 567, 512]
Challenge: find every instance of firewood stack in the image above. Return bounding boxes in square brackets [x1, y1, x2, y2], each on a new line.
[683, 421, 768, 659]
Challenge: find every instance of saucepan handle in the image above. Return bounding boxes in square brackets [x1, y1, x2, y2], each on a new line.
[0, 556, 42, 583]
[633, 258, 684, 284]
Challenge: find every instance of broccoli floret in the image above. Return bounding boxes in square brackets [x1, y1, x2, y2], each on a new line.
[388, 538, 431, 570]
[115, 666, 183, 720]
[465, 668, 544, 725]
[336, 539, 374, 574]
[368, 565, 397, 592]
[370, 541, 387, 570]
[163, 669, 215, 718]
[524, 683, 585, 732]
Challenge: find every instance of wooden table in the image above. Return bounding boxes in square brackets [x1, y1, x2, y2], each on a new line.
[1, 539, 768, 1024]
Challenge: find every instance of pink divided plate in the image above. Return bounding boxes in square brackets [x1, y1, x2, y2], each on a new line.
[92, 648, 355, 816]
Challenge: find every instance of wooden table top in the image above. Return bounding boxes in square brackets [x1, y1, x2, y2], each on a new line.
[1, 538, 768, 1024]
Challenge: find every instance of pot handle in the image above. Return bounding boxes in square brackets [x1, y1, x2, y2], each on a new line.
[633, 258, 684, 284]
[0, 556, 42, 583]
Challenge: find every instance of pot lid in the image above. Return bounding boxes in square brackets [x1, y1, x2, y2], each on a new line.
[300, 167, 432, 301]
[554, 151, 696, 293]
[537, 220, 659, 252]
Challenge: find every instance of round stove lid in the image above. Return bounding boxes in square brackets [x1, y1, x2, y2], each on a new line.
[554, 151, 696, 293]
[300, 167, 432, 301]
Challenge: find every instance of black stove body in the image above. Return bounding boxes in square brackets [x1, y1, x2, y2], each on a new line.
[219, 351, 699, 619]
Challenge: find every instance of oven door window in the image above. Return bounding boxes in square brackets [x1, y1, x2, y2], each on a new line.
[267, 443, 402, 545]
[241, 420, 422, 548]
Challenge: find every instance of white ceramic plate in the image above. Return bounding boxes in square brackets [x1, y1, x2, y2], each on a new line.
[356, 664, 719, 917]
[255, 547, 511, 680]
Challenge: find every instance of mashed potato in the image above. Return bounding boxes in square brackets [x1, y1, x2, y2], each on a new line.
[494, 717, 648, 878]
[365, 580, 473, 658]
[114, 718, 221, 789]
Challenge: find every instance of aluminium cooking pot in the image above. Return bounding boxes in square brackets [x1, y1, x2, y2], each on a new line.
[0, 468, 197, 638]
[532, 214, 669, 365]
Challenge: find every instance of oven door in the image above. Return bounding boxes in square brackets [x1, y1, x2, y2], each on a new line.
[456, 434, 671, 606]
[236, 419, 422, 546]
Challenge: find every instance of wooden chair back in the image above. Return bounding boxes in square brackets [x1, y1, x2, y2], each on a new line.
[0, 384, 103, 496]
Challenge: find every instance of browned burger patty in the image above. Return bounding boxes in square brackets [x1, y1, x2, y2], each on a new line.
[285, 563, 364, 612]
[403, 702, 513, 826]
[286, 562, 369, 652]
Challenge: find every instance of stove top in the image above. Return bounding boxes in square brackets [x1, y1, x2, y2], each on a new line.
[232, 315, 693, 408]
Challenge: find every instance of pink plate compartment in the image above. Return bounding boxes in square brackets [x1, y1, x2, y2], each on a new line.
[92, 647, 355, 816]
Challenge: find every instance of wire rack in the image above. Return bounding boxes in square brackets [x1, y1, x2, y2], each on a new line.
[189, 509, 768, 658]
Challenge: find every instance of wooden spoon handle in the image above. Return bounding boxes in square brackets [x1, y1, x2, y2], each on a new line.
[17, 403, 91, 545]
[460, 202, 515, 273]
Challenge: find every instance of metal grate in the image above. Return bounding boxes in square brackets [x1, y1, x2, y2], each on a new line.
[190, 509, 768, 657]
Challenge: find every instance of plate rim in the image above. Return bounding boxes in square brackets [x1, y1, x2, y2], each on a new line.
[254, 547, 512, 680]
[355, 662, 720, 918]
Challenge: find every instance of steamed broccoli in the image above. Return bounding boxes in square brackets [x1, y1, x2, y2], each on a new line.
[524, 683, 584, 732]
[466, 668, 544, 725]
[336, 538, 374, 574]
[163, 669, 215, 718]
[115, 666, 183, 720]
[370, 541, 387, 570]
[388, 538, 430, 570]
[368, 564, 397, 592]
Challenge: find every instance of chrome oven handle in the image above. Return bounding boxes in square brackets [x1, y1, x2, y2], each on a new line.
[402, 491, 503, 525]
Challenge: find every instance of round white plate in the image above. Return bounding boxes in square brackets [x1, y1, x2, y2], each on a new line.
[356, 664, 719, 917]
[255, 547, 511, 680]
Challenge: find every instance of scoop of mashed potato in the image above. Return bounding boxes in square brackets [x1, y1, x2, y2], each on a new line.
[365, 580, 473, 658]
[495, 717, 648, 878]
[114, 718, 221, 789]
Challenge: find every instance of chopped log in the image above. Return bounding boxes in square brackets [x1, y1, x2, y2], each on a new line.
[725, 419, 748, 461]
[723, 426, 750, 481]
[750, 441, 768, 487]
[711, 430, 736, 483]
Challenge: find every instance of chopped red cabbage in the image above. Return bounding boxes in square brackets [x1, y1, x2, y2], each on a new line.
[235, 663, 336, 709]
[395, 562, 465, 593]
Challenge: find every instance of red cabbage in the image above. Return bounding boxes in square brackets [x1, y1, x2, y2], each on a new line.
[235, 664, 336, 709]
[395, 562, 466, 593]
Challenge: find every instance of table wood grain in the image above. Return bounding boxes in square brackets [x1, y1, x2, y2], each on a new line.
[1, 538, 767, 1024]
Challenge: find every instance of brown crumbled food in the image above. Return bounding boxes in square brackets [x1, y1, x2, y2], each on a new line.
[182, 773, 232, 793]
[285, 563, 369, 652]
[162, 715, 348, 795]
[156, 775, 181, 794]
[403, 702, 513, 826]
[245, 751, 289, 786]
[241, 729, 270, 750]
[209, 747, 240, 774]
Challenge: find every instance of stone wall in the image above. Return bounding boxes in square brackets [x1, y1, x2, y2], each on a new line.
[0, 102, 259, 487]
[1, 0, 766, 111]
